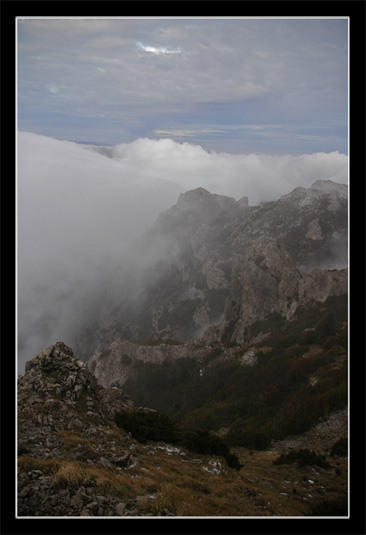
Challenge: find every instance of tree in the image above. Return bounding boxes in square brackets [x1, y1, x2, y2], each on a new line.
[315, 313, 337, 343]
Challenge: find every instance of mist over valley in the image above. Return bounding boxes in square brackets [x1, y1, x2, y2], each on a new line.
[17, 132, 348, 373]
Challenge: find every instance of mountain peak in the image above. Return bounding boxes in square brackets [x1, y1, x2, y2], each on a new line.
[177, 187, 237, 206]
[179, 187, 211, 199]
[310, 179, 347, 192]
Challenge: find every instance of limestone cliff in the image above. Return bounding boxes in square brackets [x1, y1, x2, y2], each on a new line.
[76, 179, 347, 358]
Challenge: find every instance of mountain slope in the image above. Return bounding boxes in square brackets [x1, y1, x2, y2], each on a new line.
[77, 179, 347, 358]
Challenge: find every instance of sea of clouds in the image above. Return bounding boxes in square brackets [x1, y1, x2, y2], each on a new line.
[17, 132, 348, 372]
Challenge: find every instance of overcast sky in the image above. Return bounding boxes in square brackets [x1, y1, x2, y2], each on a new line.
[17, 17, 349, 154]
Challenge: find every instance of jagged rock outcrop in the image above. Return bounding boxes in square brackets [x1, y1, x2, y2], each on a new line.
[205, 262, 347, 345]
[76, 180, 347, 358]
[17, 342, 149, 517]
[18, 342, 133, 438]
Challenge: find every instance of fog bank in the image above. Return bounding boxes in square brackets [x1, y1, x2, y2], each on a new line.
[17, 132, 348, 372]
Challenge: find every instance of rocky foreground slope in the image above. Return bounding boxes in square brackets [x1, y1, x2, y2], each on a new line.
[18, 342, 348, 517]
[18, 342, 243, 517]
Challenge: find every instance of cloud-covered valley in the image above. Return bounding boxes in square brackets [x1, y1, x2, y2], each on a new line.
[17, 132, 348, 372]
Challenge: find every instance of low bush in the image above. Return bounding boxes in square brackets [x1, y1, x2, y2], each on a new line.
[181, 429, 241, 469]
[273, 448, 331, 469]
[115, 409, 180, 445]
[115, 409, 241, 470]
[226, 425, 271, 451]
[330, 437, 348, 457]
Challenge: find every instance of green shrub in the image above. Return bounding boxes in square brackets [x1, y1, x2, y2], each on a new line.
[273, 334, 298, 350]
[330, 437, 348, 457]
[181, 429, 242, 469]
[115, 409, 242, 469]
[115, 409, 181, 444]
[277, 390, 327, 437]
[182, 429, 225, 456]
[273, 449, 331, 469]
[204, 347, 224, 363]
[315, 313, 337, 343]
[287, 370, 309, 392]
[118, 297, 348, 453]
[225, 421, 271, 451]
[251, 432, 271, 450]
[298, 329, 316, 345]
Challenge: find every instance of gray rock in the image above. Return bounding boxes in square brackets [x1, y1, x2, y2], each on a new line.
[115, 502, 126, 515]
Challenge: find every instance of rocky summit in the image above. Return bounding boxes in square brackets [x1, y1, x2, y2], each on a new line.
[75, 179, 347, 363]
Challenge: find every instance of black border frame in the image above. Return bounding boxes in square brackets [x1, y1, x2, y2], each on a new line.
[2, 2, 365, 534]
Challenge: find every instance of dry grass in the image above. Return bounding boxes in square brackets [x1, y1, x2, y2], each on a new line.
[134, 445, 348, 516]
[18, 456, 61, 475]
[18, 432, 348, 517]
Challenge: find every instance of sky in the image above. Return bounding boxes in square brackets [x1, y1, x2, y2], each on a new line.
[17, 17, 349, 154]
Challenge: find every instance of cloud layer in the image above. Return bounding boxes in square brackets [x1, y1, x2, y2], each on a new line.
[17, 131, 348, 372]
[96, 136, 348, 204]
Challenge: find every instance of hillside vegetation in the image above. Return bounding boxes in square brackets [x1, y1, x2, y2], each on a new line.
[120, 295, 348, 450]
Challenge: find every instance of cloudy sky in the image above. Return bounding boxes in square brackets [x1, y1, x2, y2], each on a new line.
[17, 16, 349, 153]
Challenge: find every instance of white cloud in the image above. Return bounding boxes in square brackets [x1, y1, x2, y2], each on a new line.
[136, 41, 181, 55]
[47, 85, 60, 94]
[105, 137, 348, 204]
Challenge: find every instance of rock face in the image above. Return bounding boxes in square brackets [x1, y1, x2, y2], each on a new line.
[17, 342, 142, 517]
[76, 180, 347, 358]
[18, 342, 133, 437]
[88, 338, 257, 390]
[88, 338, 211, 389]
[205, 263, 347, 345]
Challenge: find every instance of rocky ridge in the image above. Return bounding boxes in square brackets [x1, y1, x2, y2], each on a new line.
[206, 264, 347, 345]
[75, 180, 347, 359]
